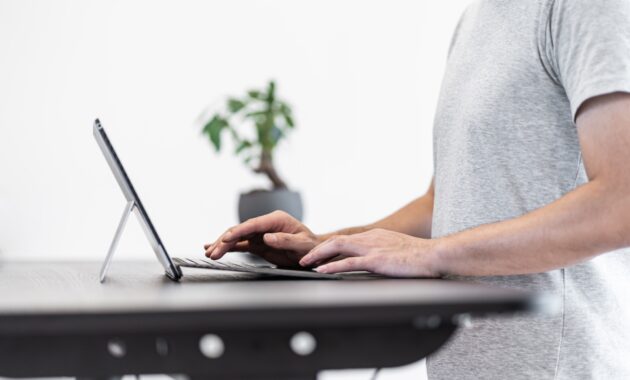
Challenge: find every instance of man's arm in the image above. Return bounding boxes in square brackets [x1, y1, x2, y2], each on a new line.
[305, 93, 630, 276]
[206, 180, 435, 262]
[321, 179, 435, 240]
[432, 92, 630, 276]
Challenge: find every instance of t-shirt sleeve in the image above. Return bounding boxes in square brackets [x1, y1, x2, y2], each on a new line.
[545, 0, 630, 121]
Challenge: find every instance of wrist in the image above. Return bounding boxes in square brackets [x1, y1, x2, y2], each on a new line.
[426, 236, 453, 277]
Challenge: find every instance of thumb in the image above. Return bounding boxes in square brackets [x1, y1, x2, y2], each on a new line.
[264, 232, 313, 251]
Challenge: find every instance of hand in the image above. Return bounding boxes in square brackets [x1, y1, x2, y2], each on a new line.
[299, 228, 441, 277]
[204, 211, 323, 268]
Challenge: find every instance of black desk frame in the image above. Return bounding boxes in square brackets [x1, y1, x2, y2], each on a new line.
[1, 311, 456, 380]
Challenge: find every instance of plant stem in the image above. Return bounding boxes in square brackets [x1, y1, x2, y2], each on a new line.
[255, 151, 287, 189]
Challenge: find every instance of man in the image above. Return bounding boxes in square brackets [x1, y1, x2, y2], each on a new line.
[205, 0, 630, 378]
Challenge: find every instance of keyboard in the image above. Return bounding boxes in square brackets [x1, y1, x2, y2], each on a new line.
[172, 257, 342, 279]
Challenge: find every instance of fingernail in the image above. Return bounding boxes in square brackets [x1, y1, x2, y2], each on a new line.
[314, 265, 327, 273]
[265, 233, 277, 243]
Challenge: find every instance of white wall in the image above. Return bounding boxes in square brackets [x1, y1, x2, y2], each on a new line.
[0, 0, 470, 379]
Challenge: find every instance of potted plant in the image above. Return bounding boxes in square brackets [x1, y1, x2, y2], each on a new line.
[202, 80, 303, 222]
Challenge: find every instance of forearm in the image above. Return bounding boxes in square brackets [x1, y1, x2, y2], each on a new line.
[433, 179, 630, 276]
[369, 193, 434, 238]
[319, 182, 435, 241]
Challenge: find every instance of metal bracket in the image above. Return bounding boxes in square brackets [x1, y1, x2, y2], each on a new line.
[99, 201, 136, 283]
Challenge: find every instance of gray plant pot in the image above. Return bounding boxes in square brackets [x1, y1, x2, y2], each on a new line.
[238, 189, 303, 222]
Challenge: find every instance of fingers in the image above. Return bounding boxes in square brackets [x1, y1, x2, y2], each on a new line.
[299, 235, 361, 267]
[312, 254, 344, 267]
[206, 238, 237, 259]
[207, 232, 253, 259]
[206, 211, 297, 259]
[229, 241, 255, 252]
[204, 242, 218, 256]
[205, 239, 263, 258]
[222, 211, 295, 243]
[315, 257, 370, 274]
[263, 232, 314, 252]
[204, 235, 288, 258]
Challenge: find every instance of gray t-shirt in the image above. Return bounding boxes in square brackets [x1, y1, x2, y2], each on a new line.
[428, 0, 630, 379]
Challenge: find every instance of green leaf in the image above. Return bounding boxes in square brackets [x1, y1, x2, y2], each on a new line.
[203, 81, 293, 160]
[278, 103, 294, 128]
[227, 98, 246, 113]
[228, 126, 239, 141]
[235, 140, 252, 154]
[247, 90, 264, 99]
[246, 110, 268, 121]
[283, 114, 294, 128]
[203, 115, 228, 151]
[246, 110, 267, 117]
[279, 102, 292, 114]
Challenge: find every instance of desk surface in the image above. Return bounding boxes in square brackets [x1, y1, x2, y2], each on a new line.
[0, 261, 551, 378]
[0, 260, 546, 333]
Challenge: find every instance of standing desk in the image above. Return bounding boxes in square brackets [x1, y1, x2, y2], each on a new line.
[0, 261, 549, 379]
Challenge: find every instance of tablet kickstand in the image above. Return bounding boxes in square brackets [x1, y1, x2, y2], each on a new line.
[99, 200, 136, 283]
